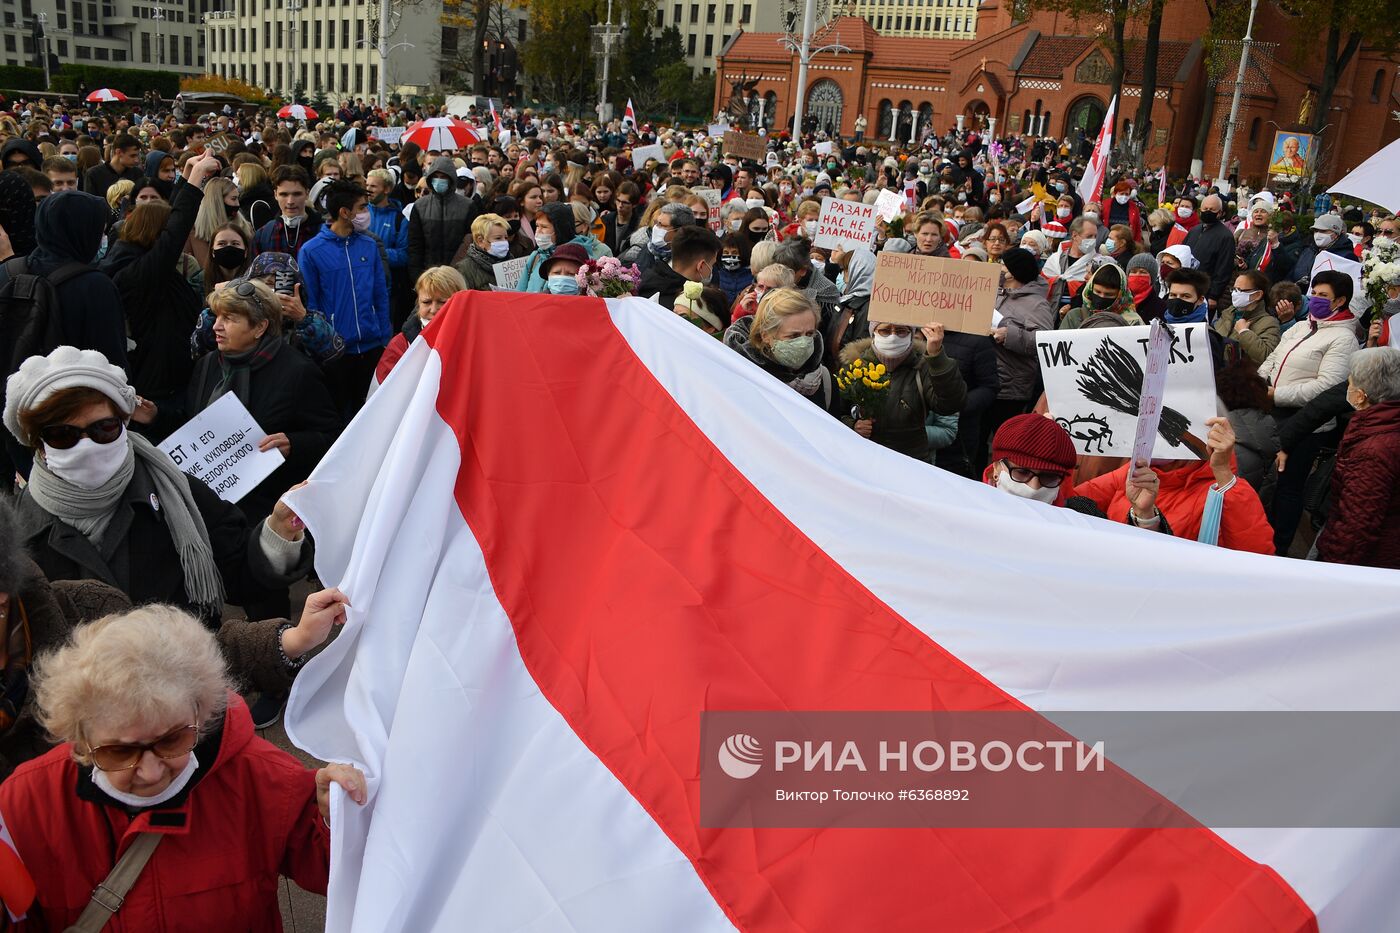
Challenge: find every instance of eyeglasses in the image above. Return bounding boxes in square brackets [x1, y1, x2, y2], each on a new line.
[872, 325, 913, 338]
[1001, 460, 1065, 488]
[39, 416, 124, 450]
[87, 722, 199, 772]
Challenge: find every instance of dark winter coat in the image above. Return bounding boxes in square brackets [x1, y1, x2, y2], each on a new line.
[1315, 401, 1400, 568]
[994, 279, 1056, 401]
[186, 337, 342, 523]
[1227, 407, 1279, 490]
[408, 157, 476, 278]
[455, 243, 499, 292]
[1183, 218, 1237, 303]
[0, 191, 128, 371]
[101, 178, 205, 403]
[12, 461, 312, 623]
[638, 260, 690, 311]
[838, 336, 968, 462]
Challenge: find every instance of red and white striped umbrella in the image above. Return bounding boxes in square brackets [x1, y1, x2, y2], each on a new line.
[85, 88, 128, 103]
[278, 104, 319, 121]
[402, 118, 484, 151]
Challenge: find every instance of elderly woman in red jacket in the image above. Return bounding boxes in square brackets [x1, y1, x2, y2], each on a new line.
[1316, 347, 1400, 569]
[0, 603, 366, 931]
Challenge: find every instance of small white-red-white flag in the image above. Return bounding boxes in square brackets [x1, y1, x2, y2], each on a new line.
[1158, 165, 1168, 207]
[489, 99, 502, 134]
[1077, 94, 1118, 206]
[623, 98, 637, 131]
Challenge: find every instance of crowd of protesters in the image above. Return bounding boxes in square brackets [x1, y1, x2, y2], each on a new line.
[0, 88, 1397, 927]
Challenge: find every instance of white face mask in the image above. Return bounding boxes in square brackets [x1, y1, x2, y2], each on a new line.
[43, 429, 130, 490]
[535, 231, 555, 249]
[1083, 212, 1099, 223]
[1231, 289, 1256, 309]
[651, 225, 669, 246]
[488, 239, 510, 258]
[1314, 232, 1334, 248]
[1177, 206, 1194, 218]
[729, 218, 743, 231]
[1078, 237, 1097, 255]
[996, 467, 1058, 503]
[1114, 194, 1129, 204]
[1056, 207, 1072, 219]
[872, 333, 912, 358]
[91, 751, 200, 809]
[804, 220, 817, 236]
[745, 198, 765, 211]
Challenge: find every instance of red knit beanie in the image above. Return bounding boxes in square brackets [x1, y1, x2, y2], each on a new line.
[991, 414, 1077, 474]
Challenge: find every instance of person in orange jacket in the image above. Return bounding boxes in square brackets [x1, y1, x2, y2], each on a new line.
[1074, 417, 1275, 553]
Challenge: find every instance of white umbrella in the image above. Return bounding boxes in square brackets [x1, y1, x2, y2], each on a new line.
[1328, 137, 1400, 214]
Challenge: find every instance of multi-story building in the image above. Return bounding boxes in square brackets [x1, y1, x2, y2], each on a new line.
[202, 0, 442, 102]
[1, 0, 210, 74]
[844, 0, 979, 40]
[650, 0, 783, 76]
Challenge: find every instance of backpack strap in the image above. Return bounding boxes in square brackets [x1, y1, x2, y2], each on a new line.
[62, 832, 164, 933]
[44, 262, 92, 289]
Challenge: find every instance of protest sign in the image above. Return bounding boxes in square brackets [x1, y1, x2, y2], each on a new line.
[203, 132, 233, 154]
[159, 394, 285, 503]
[868, 252, 999, 335]
[812, 197, 878, 252]
[370, 126, 405, 146]
[708, 124, 727, 138]
[493, 256, 530, 290]
[1130, 320, 1172, 467]
[814, 141, 833, 156]
[723, 131, 767, 163]
[1037, 323, 1216, 460]
[693, 187, 722, 231]
[1015, 194, 1039, 216]
[632, 144, 665, 170]
[874, 189, 905, 223]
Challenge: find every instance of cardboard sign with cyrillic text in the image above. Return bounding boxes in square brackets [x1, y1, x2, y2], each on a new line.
[722, 131, 767, 163]
[159, 393, 285, 503]
[868, 251, 999, 334]
[492, 255, 531, 290]
[370, 125, 405, 146]
[811, 197, 877, 251]
[694, 187, 722, 231]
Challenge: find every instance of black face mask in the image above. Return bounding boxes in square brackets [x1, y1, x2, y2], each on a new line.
[1200, 210, 1219, 225]
[508, 218, 521, 237]
[1086, 291, 1117, 311]
[225, 202, 241, 219]
[720, 255, 742, 271]
[1165, 296, 1194, 318]
[747, 228, 769, 244]
[212, 245, 246, 269]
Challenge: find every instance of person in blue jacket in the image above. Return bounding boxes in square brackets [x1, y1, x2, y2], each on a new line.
[297, 180, 392, 420]
[365, 168, 411, 328]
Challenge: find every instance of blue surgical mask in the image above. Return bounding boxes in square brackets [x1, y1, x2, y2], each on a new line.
[431, 177, 450, 195]
[64, 152, 77, 162]
[547, 274, 580, 295]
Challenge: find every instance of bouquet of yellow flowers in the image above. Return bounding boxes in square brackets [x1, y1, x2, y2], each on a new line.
[835, 358, 891, 420]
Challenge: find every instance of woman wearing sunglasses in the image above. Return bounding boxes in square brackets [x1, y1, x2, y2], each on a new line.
[3, 346, 313, 626]
[0, 602, 366, 930]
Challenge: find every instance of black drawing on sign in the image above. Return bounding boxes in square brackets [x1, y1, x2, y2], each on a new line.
[1055, 414, 1114, 453]
[1074, 336, 1208, 458]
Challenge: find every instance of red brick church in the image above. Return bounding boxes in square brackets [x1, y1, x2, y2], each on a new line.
[714, 1, 1398, 184]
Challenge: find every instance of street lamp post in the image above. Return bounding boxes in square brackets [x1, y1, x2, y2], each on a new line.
[1218, 0, 1260, 182]
[781, 0, 847, 139]
[359, 0, 413, 109]
[289, 0, 302, 101]
[35, 13, 50, 90]
[152, 5, 164, 67]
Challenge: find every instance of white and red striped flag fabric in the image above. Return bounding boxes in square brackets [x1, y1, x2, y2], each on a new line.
[489, 99, 502, 134]
[623, 97, 637, 131]
[1159, 164, 1169, 206]
[284, 292, 1400, 932]
[1077, 95, 1118, 207]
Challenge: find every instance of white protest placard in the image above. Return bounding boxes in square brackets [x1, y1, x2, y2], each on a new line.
[693, 187, 722, 231]
[1036, 323, 1216, 461]
[1015, 194, 1039, 216]
[708, 124, 727, 138]
[632, 144, 665, 170]
[1310, 250, 1364, 311]
[868, 252, 1000, 334]
[370, 125, 405, 146]
[874, 189, 905, 223]
[159, 394, 285, 503]
[811, 197, 877, 251]
[493, 255, 530, 290]
[1130, 319, 1172, 468]
[814, 141, 833, 156]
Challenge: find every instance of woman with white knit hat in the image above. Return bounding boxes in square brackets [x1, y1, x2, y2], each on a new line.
[3, 346, 313, 625]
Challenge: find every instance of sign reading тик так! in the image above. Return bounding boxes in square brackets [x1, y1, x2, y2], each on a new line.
[867, 251, 1000, 334]
[811, 197, 878, 252]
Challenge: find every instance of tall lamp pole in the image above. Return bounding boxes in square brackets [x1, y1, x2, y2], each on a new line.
[1217, 0, 1259, 181]
[782, 0, 847, 139]
[152, 6, 164, 66]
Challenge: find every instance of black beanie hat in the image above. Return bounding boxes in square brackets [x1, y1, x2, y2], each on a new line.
[1002, 247, 1039, 286]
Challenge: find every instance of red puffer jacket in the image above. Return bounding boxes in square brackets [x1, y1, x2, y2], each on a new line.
[1075, 455, 1275, 554]
[0, 694, 328, 932]
[1316, 401, 1400, 569]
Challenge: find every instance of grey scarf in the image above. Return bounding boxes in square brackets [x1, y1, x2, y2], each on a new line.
[27, 433, 226, 609]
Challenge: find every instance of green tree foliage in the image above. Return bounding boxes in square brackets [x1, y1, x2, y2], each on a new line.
[521, 0, 658, 114]
[1278, 0, 1400, 133]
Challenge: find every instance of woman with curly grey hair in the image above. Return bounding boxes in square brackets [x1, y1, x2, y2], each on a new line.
[0, 602, 366, 929]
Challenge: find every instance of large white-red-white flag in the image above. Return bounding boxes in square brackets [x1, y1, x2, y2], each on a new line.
[285, 292, 1400, 932]
[1077, 94, 1118, 207]
[623, 97, 637, 131]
